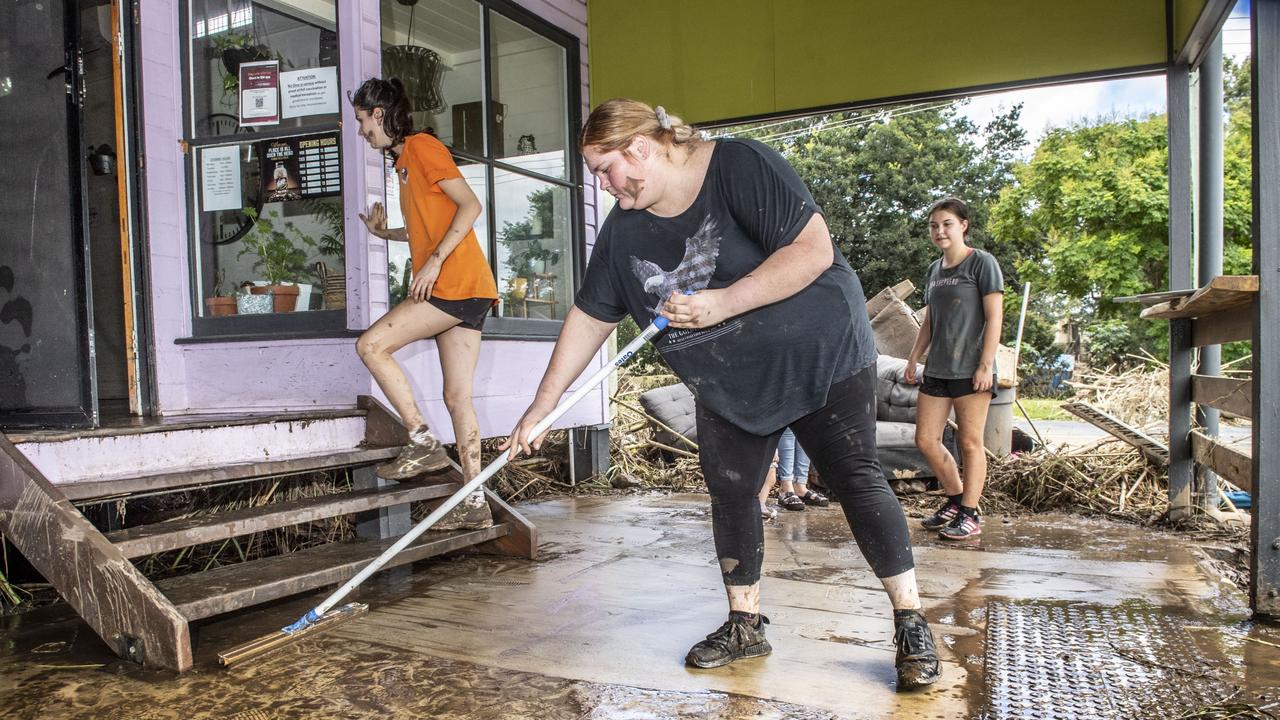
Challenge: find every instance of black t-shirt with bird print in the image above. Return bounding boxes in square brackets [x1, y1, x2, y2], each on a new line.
[575, 138, 877, 435]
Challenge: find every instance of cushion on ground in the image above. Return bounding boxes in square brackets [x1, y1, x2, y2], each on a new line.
[637, 382, 698, 449]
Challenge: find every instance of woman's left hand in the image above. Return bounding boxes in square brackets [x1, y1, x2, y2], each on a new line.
[410, 259, 442, 302]
[661, 290, 730, 329]
[972, 362, 994, 392]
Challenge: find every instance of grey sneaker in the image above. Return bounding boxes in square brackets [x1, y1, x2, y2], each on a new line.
[431, 490, 494, 531]
[685, 614, 771, 668]
[377, 430, 450, 480]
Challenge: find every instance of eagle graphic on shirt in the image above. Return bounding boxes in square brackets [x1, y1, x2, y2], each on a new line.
[628, 214, 721, 313]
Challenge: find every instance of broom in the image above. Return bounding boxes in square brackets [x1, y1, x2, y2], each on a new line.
[218, 314, 673, 666]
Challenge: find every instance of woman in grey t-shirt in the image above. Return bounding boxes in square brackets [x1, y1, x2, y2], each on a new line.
[905, 197, 1004, 541]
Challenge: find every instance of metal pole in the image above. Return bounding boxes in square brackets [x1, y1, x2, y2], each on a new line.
[1250, 0, 1280, 618]
[1198, 34, 1225, 511]
[1167, 62, 1196, 520]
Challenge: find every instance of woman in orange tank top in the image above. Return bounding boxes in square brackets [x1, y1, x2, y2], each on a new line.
[350, 78, 498, 529]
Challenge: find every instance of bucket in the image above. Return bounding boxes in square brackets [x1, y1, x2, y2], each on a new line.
[983, 384, 1016, 456]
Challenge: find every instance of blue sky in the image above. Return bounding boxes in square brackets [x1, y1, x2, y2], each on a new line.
[959, 1, 1251, 149]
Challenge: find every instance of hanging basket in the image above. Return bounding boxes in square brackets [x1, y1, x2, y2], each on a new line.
[381, 45, 448, 114]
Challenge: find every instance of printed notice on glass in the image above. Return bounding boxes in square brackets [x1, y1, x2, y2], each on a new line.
[281, 66, 339, 120]
[200, 145, 242, 211]
[239, 60, 280, 127]
[297, 132, 342, 198]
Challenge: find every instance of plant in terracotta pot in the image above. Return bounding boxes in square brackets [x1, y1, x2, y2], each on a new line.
[204, 268, 237, 317]
[237, 207, 316, 312]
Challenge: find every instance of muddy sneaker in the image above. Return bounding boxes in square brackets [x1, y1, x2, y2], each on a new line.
[431, 490, 494, 531]
[920, 499, 960, 530]
[377, 427, 451, 480]
[893, 610, 941, 691]
[938, 509, 981, 540]
[800, 489, 830, 507]
[685, 613, 772, 668]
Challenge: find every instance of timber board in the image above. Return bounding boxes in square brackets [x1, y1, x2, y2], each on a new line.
[1140, 275, 1258, 319]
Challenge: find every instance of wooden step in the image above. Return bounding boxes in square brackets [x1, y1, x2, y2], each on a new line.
[58, 446, 402, 502]
[158, 524, 509, 621]
[104, 478, 460, 558]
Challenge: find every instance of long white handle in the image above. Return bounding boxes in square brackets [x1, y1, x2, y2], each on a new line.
[1013, 281, 1031, 367]
[285, 318, 669, 632]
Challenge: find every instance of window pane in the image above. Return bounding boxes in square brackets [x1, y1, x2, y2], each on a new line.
[489, 11, 569, 179]
[188, 0, 340, 138]
[381, 0, 484, 152]
[494, 171, 570, 320]
[194, 134, 345, 316]
[383, 151, 488, 307]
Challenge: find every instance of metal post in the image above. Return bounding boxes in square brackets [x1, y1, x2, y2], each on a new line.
[1167, 62, 1196, 519]
[1198, 35, 1225, 511]
[1250, 0, 1280, 617]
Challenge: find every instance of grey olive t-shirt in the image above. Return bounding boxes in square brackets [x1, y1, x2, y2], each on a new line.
[574, 138, 877, 435]
[922, 248, 1004, 379]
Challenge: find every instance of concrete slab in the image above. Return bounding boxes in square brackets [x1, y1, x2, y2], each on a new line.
[2, 493, 1279, 719]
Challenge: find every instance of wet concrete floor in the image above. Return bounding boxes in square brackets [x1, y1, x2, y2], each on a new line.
[3, 493, 1279, 719]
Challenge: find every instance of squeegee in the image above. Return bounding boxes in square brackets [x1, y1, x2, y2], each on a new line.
[218, 314, 672, 666]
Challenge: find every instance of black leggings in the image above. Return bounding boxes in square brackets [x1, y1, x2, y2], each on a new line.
[696, 363, 915, 585]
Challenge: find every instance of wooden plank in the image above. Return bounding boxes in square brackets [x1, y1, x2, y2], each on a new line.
[158, 524, 509, 620]
[58, 446, 399, 502]
[1061, 402, 1169, 465]
[1140, 274, 1258, 319]
[105, 479, 459, 558]
[0, 435, 192, 671]
[1191, 303, 1253, 346]
[1113, 288, 1196, 305]
[6, 407, 365, 444]
[1191, 375, 1253, 418]
[1191, 430, 1253, 493]
[359, 394, 409, 448]
[477, 488, 538, 560]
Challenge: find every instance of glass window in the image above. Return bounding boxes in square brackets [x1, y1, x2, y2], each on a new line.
[494, 171, 571, 320]
[489, 12, 569, 180]
[188, 0, 340, 138]
[185, 1, 346, 327]
[381, 0, 483, 150]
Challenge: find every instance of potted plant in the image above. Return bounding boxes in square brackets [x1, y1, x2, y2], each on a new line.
[211, 32, 276, 99]
[203, 268, 237, 317]
[237, 207, 317, 312]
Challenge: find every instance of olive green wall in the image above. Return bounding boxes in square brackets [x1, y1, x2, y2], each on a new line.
[588, 0, 1171, 124]
[1174, 0, 1212, 56]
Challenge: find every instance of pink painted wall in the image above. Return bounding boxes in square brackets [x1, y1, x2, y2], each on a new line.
[138, 0, 608, 441]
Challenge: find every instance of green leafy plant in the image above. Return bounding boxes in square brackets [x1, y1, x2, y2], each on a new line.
[305, 199, 345, 258]
[499, 188, 561, 278]
[237, 207, 316, 285]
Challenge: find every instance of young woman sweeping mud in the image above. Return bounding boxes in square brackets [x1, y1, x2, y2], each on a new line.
[502, 99, 940, 690]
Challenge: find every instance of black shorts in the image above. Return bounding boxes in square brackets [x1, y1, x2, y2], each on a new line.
[919, 374, 998, 399]
[428, 297, 494, 331]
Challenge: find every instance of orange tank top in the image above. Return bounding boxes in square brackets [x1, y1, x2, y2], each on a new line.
[395, 133, 498, 301]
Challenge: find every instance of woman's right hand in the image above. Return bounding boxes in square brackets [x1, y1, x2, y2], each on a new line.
[905, 357, 920, 385]
[500, 401, 555, 460]
[359, 202, 391, 239]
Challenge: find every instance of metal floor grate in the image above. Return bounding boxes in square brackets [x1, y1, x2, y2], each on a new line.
[984, 601, 1226, 719]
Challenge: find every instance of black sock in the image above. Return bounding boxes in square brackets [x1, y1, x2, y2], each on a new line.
[959, 505, 979, 518]
[947, 494, 963, 506]
[729, 610, 760, 627]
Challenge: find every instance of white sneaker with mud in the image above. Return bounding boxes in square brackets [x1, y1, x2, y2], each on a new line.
[431, 490, 493, 531]
[377, 433, 451, 480]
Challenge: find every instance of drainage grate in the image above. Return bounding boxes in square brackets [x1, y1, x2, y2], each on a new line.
[984, 601, 1226, 719]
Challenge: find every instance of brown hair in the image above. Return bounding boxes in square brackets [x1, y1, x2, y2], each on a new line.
[349, 77, 415, 146]
[579, 98, 699, 153]
[927, 196, 970, 224]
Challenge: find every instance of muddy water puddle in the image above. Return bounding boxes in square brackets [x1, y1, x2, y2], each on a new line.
[3, 495, 1279, 719]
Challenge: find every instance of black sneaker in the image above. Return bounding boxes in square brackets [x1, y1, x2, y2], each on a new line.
[893, 610, 941, 691]
[920, 499, 960, 530]
[685, 614, 772, 668]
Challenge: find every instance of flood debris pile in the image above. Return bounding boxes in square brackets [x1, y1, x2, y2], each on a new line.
[985, 441, 1170, 522]
[1066, 355, 1171, 429]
